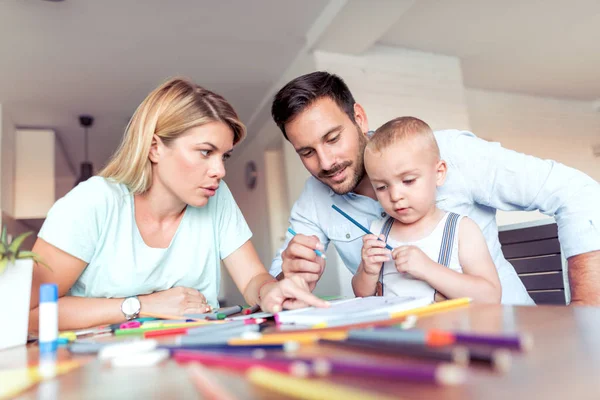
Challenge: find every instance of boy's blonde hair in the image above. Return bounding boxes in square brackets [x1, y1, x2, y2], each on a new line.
[367, 116, 439, 160]
[100, 77, 246, 194]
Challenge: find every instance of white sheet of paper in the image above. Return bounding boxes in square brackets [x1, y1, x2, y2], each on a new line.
[275, 296, 432, 325]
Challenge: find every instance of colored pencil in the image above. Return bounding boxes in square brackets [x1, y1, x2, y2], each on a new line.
[203, 305, 244, 320]
[319, 339, 469, 365]
[186, 320, 249, 335]
[253, 353, 466, 385]
[142, 323, 249, 339]
[331, 205, 393, 250]
[287, 228, 327, 258]
[449, 331, 533, 352]
[457, 345, 512, 373]
[188, 320, 246, 333]
[115, 321, 222, 336]
[68, 341, 108, 354]
[161, 343, 285, 352]
[176, 331, 339, 348]
[139, 311, 206, 321]
[379, 328, 532, 352]
[228, 331, 348, 346]
[144, 327, 190, 338]
[243, 304, 261, 315]
[174, 350, 313, 377]
[187, 364, 237, 400]
[390, 297, 472, 318]
[247, 366, 398, 400]
[348, 328, 455, 347]
[180, 325, 261, 344]
[161, 319, 197, 325]
[311, 312, 392, 329]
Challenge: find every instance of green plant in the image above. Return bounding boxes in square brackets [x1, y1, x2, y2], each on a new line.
[0, 226, 51, 275]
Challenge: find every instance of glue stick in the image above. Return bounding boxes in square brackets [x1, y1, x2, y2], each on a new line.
[39, 283, 58, 353]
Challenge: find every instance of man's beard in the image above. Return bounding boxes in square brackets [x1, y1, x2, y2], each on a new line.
[317, 125, 367, 195]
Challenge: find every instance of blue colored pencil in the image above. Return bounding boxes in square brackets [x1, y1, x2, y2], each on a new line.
[331, 205, 393, 250]
[287, 228, 327, 259]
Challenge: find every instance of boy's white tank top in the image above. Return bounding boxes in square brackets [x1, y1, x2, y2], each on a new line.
[370, 212, 465, 300]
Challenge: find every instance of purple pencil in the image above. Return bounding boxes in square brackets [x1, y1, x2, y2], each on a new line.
[451, 332, 533, 352]
[252, 350, 466, 385]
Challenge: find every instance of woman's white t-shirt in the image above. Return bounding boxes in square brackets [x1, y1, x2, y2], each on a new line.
[38, 176, 252, 308]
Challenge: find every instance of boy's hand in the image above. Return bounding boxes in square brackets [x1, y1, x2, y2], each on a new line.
[361, 234, 392, 276]
[392, 245, 435, 280]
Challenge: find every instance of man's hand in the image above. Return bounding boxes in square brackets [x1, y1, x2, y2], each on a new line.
[568, 250, 600, 306]
[280, 234, 326, 291]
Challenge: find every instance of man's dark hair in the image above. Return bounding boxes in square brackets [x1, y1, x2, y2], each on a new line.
[271, 71, 356, 140]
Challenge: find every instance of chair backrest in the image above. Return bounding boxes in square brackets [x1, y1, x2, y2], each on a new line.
[499, 219, 569, 305]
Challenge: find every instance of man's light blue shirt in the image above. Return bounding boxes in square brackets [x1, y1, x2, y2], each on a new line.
[269, 130, 600, 305]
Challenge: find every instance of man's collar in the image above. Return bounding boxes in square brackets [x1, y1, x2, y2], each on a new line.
[328, 187, 360, 199]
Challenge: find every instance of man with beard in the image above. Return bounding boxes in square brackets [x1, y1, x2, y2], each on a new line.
[269, 71, 600, 306]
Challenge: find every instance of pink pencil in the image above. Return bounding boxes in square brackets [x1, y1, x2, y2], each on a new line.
[187, 364, 237, 400]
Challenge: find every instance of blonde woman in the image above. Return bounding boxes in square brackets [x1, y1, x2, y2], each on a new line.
[29, 78, 327, 330]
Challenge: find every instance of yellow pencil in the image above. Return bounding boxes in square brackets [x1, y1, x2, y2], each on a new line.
[229, 331, 348, 346]
[0, 361, 81, 400]
[390, 297, 472, 319]
[247, 367, 398, 400]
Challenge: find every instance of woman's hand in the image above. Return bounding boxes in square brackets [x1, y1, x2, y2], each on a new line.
[139, 286, 211, 315]
[259, 276, 330, 313]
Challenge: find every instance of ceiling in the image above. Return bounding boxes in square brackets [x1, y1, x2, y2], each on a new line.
[2, 0, 599, 182]
[379, 0, 600, 101]
[0, 0, 329, 177]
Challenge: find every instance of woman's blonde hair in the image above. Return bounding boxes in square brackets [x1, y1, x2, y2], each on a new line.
[100, 77, 246, 194]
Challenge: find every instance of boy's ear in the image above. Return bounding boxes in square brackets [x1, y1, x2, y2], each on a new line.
[435, 160, 447, 187]
[148, 134, 163, 163]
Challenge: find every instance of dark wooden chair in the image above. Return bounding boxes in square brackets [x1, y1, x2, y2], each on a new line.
[499, 219, 569, 305]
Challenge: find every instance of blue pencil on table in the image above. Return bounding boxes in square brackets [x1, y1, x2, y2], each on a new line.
[331, 204, 393, 250]
[287, 228, 326, 259]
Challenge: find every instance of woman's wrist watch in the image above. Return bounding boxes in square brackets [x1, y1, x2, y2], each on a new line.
[121, 296, 141, 320]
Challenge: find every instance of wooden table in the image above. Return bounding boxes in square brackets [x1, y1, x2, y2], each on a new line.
[2, 304, 600, 399]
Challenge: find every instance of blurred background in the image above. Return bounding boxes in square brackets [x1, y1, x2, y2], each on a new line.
[1, 0, 599, 304]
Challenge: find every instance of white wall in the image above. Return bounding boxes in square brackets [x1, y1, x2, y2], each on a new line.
[13, 129, 55, 219]
[264, 142, 289, 257]
[314, 45, 471, 131]
[0, 104, 16, 216]
[466, 89, 600, 226]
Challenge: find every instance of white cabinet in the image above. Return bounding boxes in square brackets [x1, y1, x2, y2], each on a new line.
[13, 129, 55, 219]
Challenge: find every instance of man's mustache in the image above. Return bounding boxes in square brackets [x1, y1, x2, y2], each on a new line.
[319, 161, 352, 179]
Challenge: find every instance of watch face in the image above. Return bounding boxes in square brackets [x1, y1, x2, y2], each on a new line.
[122, 297, 140, 315]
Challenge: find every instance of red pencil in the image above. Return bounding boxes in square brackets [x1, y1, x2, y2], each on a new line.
[144, 327, 189, 338]
[242, 305, 261, 315]
[174, 350, 312, 377]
